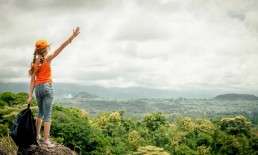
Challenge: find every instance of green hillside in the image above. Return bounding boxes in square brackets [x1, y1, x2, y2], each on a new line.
[54, 92, 258, 125]
[1, 92, 258, 155]
[214, 93, 258, 100]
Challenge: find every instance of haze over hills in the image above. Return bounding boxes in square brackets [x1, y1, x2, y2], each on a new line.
[72, 91, 258, 101]
[0, 82, 257, 99]
[73, 92, 99, 99]
[1, 82, 258, 124]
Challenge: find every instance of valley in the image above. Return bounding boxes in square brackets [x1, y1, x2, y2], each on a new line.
[54, 94, 258, 123]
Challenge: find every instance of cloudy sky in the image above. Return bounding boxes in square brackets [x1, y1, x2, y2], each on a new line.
[0, 0, 257, 96]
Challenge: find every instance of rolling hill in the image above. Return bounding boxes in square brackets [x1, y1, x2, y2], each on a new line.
[213, 93, 258, 101]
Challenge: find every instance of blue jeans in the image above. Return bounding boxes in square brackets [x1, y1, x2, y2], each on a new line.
[35, 83, 54, 122]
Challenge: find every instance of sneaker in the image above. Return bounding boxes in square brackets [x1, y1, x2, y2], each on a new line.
[37, 135, 43, 142]
[43, 140, 55, 148]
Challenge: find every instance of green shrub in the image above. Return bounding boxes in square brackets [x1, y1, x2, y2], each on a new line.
[143, 112, 168, 132]
[0, 92, 17, 106]
[0, 99, 7, 107]
[51, 105, 109, 154]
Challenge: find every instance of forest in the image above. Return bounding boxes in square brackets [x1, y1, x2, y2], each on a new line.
[0, 91, 258, 154]
[54, 92, 258, 125]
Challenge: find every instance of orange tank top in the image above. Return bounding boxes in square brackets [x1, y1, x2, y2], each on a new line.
[33, 61, 53, 85]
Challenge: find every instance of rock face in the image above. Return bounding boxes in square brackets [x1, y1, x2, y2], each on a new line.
[18, 140, 75, 155]
[0, 146, 8, 155]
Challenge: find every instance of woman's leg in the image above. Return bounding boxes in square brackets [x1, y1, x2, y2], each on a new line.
[35, 86, 44, 139]
[36, 118, 42, 139]
[43, 95, 54, 147]
[43, 121, 51, 141]
[43, 83, 54, 143]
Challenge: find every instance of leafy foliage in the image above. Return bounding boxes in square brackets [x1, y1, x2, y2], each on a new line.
[131, 145, 170, 155]
[143, 112, 168, 132]
[220, 115, 252, 136]
[127, 130, 143, 151]
[0, 92, 35, 107]
[0, 99, 7, 107]
[0, 92, 17, 106]
[0, 91, 258, 155]
[0, 124, 9, 136]
[92, 111, 128, 154]
[55, 97, 258, 126]
[51, 105, 109, 154]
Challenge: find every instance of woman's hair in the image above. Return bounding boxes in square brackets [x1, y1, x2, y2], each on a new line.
[28, 48, 47, 76]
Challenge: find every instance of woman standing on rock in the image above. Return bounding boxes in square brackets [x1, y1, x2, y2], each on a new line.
[27, 27, 80, 147]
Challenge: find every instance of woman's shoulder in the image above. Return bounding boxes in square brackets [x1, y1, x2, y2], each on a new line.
[45, 55, 52, 65]
[34, 58, 41, 65]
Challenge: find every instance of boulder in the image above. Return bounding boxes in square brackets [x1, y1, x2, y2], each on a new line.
[18, 140, 75, 155]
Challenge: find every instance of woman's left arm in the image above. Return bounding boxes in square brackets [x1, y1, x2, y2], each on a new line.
[27, 75, 35, 104]
[47, 27, 80, 61]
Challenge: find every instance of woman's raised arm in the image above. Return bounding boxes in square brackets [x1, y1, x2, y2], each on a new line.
[47, 27, 80, 61]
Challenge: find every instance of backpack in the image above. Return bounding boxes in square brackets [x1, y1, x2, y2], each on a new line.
[11, 104, 37, 148]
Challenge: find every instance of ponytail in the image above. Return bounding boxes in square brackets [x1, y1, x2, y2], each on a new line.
[28, 48, 46, 76]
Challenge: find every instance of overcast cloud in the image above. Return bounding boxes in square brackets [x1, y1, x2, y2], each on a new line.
[0, 0, 257, 96]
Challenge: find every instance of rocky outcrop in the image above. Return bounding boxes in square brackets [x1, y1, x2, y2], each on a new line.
[18, 140, 75, 155]
[0, 146, 8, 155]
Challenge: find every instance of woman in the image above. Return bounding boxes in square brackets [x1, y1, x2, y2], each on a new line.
[27, 27, 80, 147]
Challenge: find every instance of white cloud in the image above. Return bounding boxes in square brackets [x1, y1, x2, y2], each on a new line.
[0, 0, 257, 96]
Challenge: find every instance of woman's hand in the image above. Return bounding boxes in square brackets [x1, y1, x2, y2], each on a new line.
[72, 27, 80, 38]
[27, 96, 32, 104]
[47, 27, 80, 61]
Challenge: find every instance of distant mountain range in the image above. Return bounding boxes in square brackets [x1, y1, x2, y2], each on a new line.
[0, 82, 257, 99]
[213, 94, 258, 101]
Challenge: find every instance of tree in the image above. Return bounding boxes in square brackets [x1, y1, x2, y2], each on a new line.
[0, 92, 33, 107]
[93, 111, 127, 154]
[169, 117, 215, 154]
[220, 115, 252, 136]
[51, 105, 109, 154]
[131, 145, 170, 155]
[16, 92, 30, 105]
[126, 130, 143, 151]
[151, 125, 172, 149]
[0, 92, 17, 106]
[143, 112, 168, 132]
[173, 144, 198, 155]
[0, 99, 7, 107]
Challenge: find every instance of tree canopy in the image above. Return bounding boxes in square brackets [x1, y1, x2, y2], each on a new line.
[0, 92, 258, 154]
